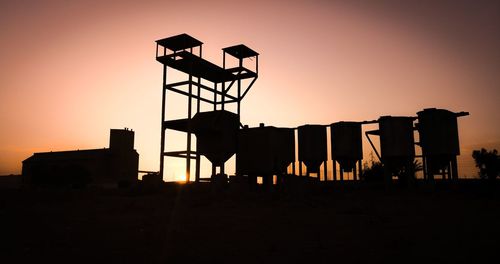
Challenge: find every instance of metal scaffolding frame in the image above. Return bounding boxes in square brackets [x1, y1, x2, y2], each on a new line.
[155, 34, 258, 182]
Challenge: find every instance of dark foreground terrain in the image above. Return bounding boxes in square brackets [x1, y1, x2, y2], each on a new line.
[1, 180, 500, 263]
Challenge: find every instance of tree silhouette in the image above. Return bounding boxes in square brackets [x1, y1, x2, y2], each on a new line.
[361, 160, 384, 182]
[472, 148, 499, 180]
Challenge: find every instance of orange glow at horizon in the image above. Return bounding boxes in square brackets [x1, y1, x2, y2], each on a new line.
[1, 1, 499, 181]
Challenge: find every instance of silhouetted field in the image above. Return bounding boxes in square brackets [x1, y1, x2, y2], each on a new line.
[1, 180, 500, 263]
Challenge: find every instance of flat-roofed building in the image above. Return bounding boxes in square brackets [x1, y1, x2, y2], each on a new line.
[22, 129, 139, 187]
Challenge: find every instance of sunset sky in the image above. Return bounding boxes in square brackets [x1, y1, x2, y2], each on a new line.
[1, 0, 499, 181]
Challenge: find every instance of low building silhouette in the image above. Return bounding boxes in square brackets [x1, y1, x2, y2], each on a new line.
[0, 174, 22, 189]
[22, 129, 139, 187]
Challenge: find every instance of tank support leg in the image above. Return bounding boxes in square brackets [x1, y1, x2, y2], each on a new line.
[358, 160, 363, 181]
[195, 154, 200, 183]
[353, 164, 357, 181]
[323, 161, 328, 182]
[332, 160, 337, 182]
[451, 156, 458, 180]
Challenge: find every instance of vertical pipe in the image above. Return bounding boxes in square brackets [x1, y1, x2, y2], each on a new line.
[213, 83, 217, 111]
[221, 51, 226, 112]
[185, 48, 194, 183]
[221, 81, 225, 110]
[159, 65, 167, 181]
[237, 58, 242, 116]
[323, 160, 328, 181]
[195, 77, 201, 183]
[196, 77, 201, 113]
[186, 74, 192, 183]
[332, 159, 337, 182]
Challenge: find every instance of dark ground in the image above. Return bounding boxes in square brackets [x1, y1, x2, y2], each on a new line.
[1, 180, 499, 264]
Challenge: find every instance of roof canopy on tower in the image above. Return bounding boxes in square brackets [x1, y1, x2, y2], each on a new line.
[156, 33, 203, 52]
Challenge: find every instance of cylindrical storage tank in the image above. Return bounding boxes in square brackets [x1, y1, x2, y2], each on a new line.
[417, 108, 460, 156]
[330, 122, 362, 171]
[298, 125, 327, 173]
[378, 116, 415, 159]
[237, 126, 294, 175]
[275, 128, 295, 172]
[191, 110, 239, 166]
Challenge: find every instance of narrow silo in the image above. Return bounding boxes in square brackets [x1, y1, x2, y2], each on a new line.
[298, 125, 327, 180]
[416, 108, 469, 180]
[275, 128, 296, 174]
[330, 122, 363, 181]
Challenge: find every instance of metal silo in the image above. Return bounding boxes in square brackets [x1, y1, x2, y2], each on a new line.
[236, 125, 295, 185]
[416, 108, 469, 180]
[191, 110, 239, 176]
[330, 122, 363, 181]
[378, 116, 416, 159]
[298, 125, 327, 180]
[366, 116, 416, 185]
[275, 127, 296, 174]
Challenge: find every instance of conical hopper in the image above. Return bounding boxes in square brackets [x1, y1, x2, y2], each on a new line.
[191, 110, 239, 166]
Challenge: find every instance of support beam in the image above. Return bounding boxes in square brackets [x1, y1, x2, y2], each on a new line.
[165, 85, 213, 104]
[159, 66, 167, 180]
[186, 74, 192, 182]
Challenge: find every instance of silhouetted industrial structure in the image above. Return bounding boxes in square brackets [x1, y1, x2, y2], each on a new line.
[331, 121, 364, 181]
[155, 33, 470, 186]
[298, 125, 328, 180]
[155, 33, 258, 182]
[22, 129, 139, 187]
[237, 124, 295, 186]
[416, 108, 469, 181]
[367, 116, 417, 184]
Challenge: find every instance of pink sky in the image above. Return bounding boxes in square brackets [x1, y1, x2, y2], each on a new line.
[1, 0, 499, 180]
